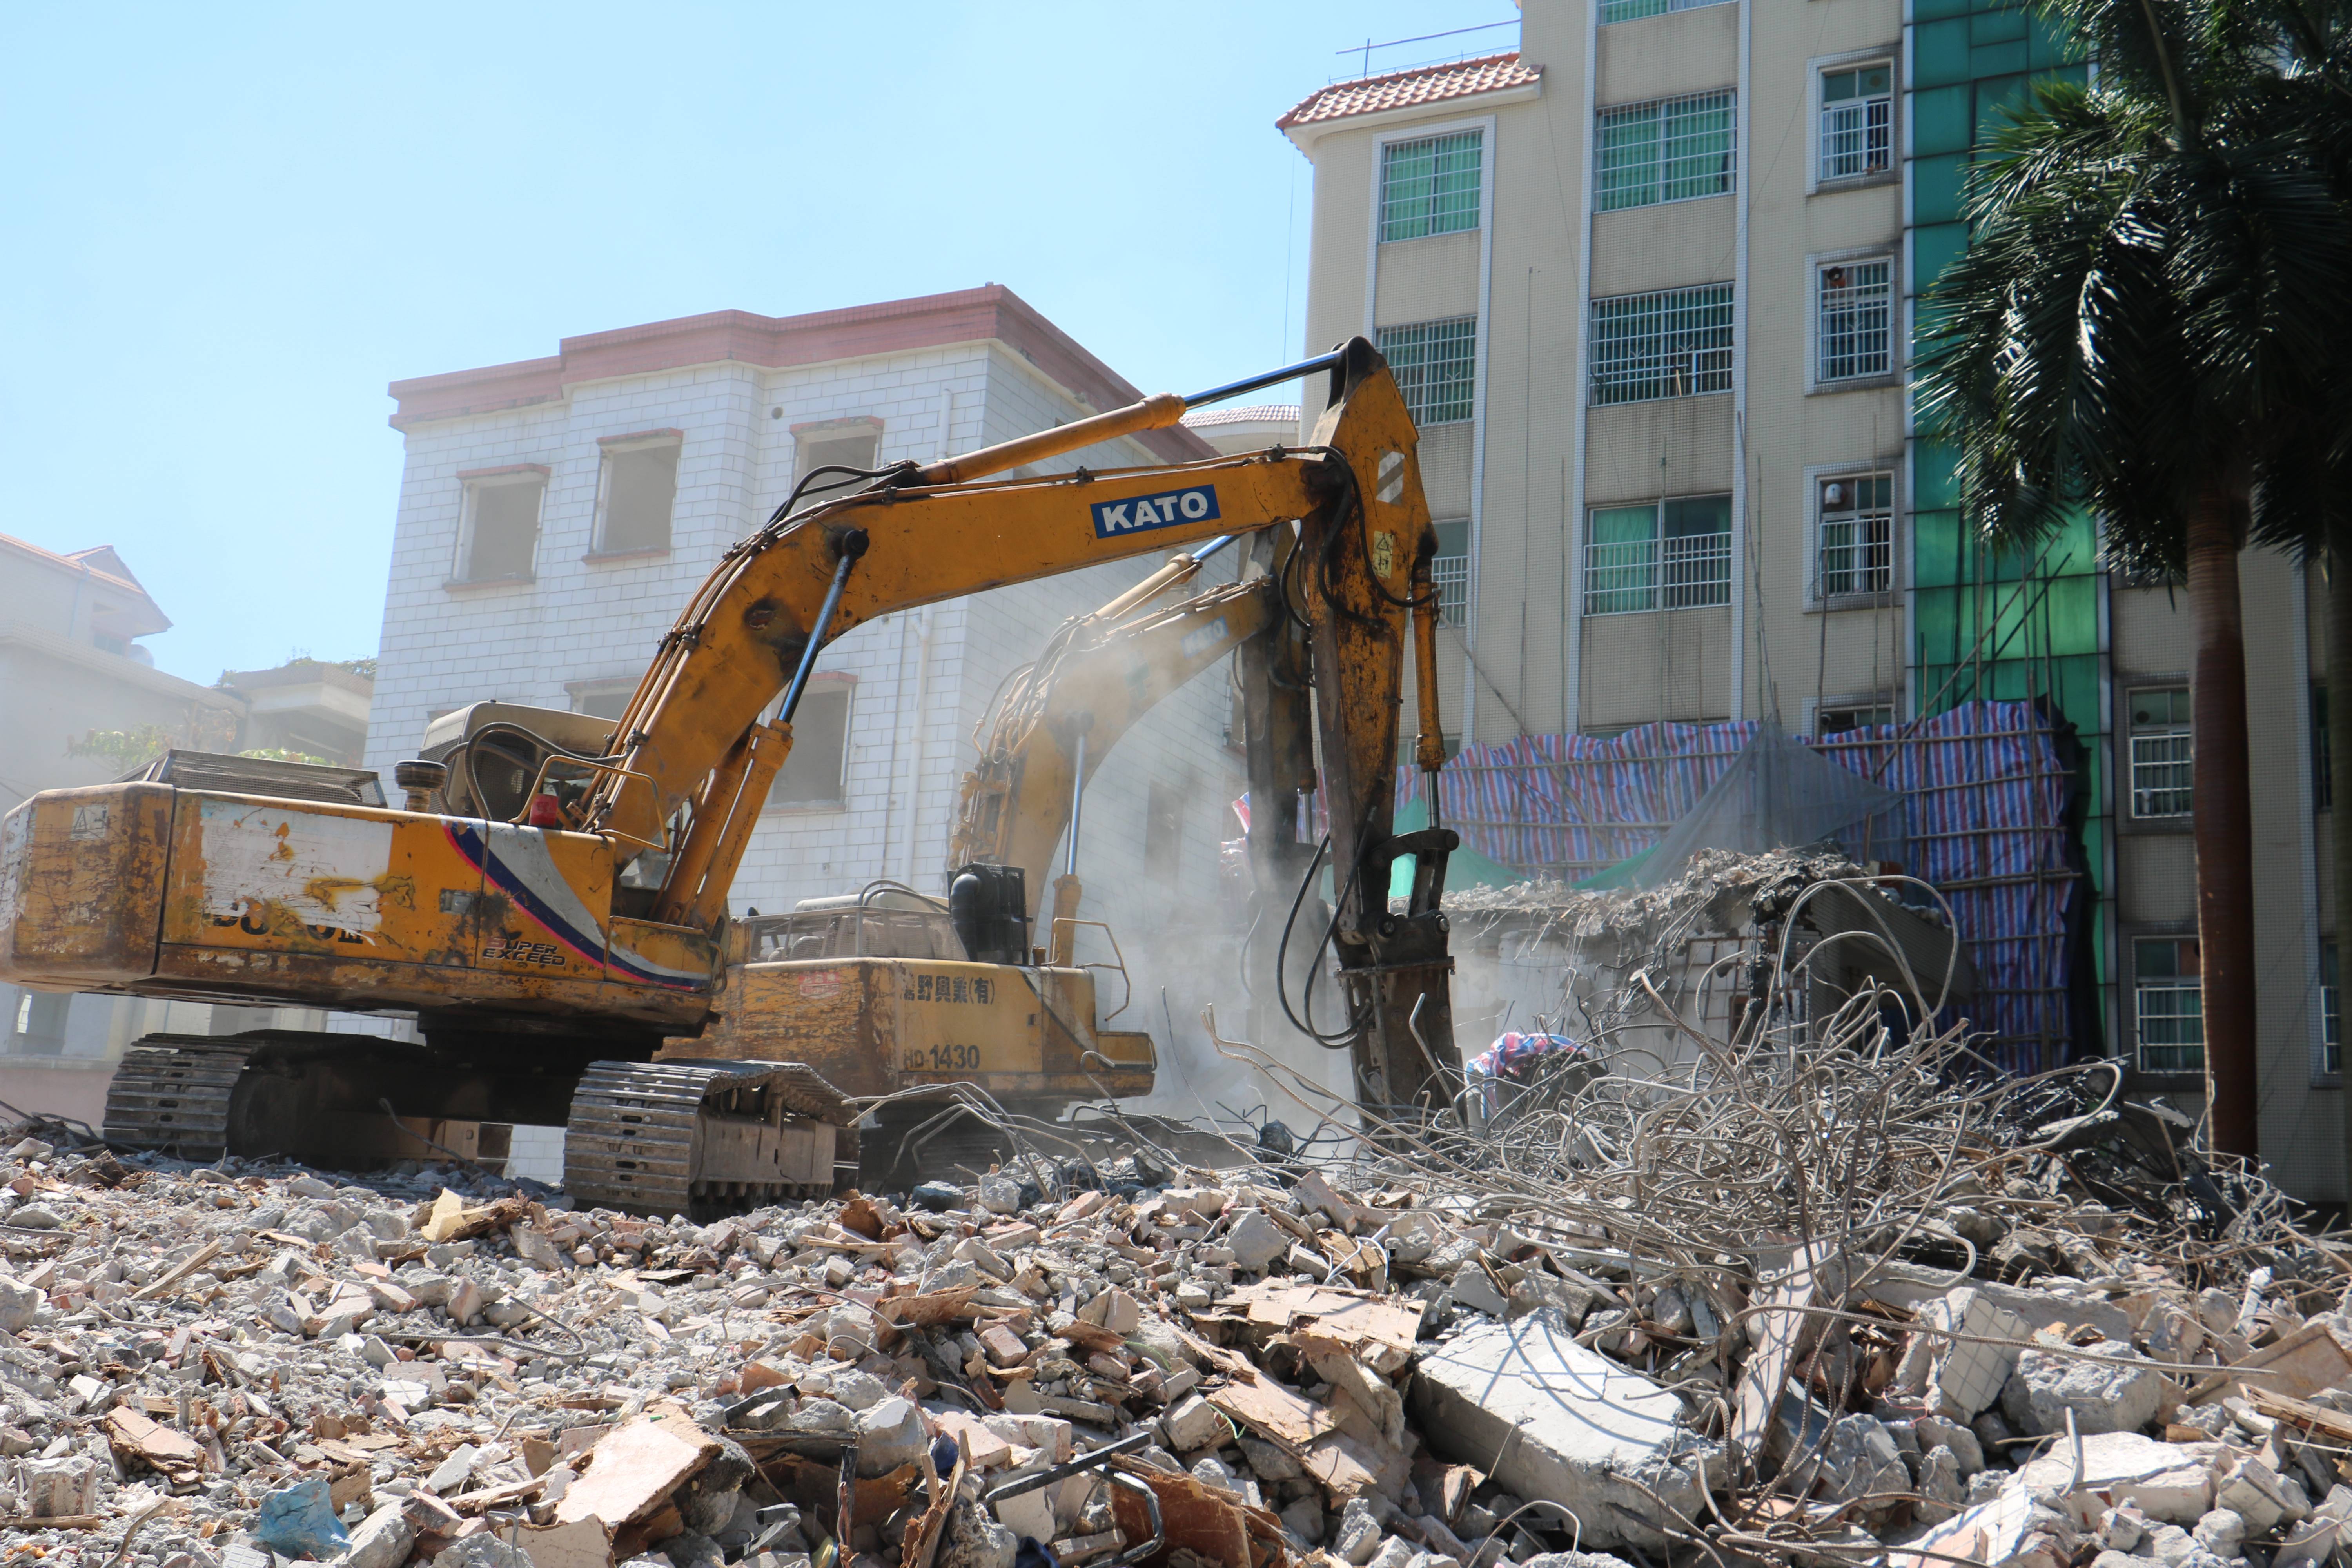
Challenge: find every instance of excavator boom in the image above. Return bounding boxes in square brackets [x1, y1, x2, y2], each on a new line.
[950, 565, 1279, 925]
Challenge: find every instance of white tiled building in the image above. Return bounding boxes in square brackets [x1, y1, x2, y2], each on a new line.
[372, 286, 1243, 976]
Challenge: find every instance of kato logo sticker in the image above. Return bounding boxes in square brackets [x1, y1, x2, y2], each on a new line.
[1091, 485, 1220, 539]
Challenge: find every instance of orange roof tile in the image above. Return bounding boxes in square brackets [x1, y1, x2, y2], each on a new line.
[1278, 53, 1541, 131]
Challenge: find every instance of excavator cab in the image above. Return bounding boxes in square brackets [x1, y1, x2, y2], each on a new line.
[741, 887, 966, 964]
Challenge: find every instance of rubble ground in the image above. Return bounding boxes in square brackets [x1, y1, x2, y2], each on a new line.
[4, 886, 2351, 1568]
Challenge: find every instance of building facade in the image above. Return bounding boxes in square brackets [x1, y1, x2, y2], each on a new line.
[372, 287, 1243, 1026]
[1281, 5, 2337, 1193]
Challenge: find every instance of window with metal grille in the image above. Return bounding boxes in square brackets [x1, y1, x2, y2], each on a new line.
[1597, 90, 1735, 210]
[1583, 495, 1731, 614]
[1818, 473, 1895, 597]
[1377, 318, 1477, 426]
[2129, 687, 2192, 818]
[1379, 131, 1482, 243]
[2135, 936, 2204, 1074]
[1819, 64, 1894, 181]
[1590, 284, 1734, 404]
[1429, 519, 1470, 627]
[1817, 260, 1893, 382]
[1601, 0, 1734, 23]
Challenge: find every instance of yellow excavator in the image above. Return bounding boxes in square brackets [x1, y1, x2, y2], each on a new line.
[0, 340, 1459, 1214]
[719, 539, 1283, 1180]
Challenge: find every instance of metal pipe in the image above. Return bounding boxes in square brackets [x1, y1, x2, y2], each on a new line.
[1183, 349, 1348, 410]
[911, 395, 1187, 487]
[910, 353, 1345, 492]
[983, 1431, 1154, 1502]
[781, 530, 869, 724]
[1094, 534, 1241, 624]
[1064, 729, 1088, 878]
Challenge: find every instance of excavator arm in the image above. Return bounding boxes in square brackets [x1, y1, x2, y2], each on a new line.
[949, 557, 1279, 946]
[577, 338, 1455, 1110]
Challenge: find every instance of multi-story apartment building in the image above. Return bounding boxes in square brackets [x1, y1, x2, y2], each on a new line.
[1281, 6, 2341, 1196]
[371, 286, 1244, 1047]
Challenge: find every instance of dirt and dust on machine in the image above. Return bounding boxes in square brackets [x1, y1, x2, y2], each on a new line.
[0, 337, 1464, 1214]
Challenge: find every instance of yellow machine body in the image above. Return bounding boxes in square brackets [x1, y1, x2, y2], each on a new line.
[669, 956, 1154, 1104]
[0, 781, 713, 1031]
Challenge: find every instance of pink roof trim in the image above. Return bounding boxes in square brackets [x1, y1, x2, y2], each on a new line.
[1277, 52, 1541, 130]
[388, 284, 1214, 466]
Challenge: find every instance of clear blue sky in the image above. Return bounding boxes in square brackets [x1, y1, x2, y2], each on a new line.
[0, 2, 1512, 686]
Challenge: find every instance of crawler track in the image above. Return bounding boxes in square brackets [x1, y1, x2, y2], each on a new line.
[564, 1059, 853, 1219]
[102, 1035, 258, 1159]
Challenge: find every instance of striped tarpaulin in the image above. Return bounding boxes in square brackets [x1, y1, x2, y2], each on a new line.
[1396, 700, 2073, 1073]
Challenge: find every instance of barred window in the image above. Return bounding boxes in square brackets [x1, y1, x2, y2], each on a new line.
[1819, 64, 1894, 181]
[1601, 0, 1734, 23]
[1377, 318, 1477, 426]
[1597, 91, 1735, 211]
[2135, 936, 2204, 1075]
[1429, 519, 1470, 628]
[1584, 495, 1731, 614]
[1589, 284, 1734, 405]
[1817, 260, 1893, 382]
[1379, 131, 1482, 243]
[1818, 473, 1895, 598]
[2129, 687, 2192, 818]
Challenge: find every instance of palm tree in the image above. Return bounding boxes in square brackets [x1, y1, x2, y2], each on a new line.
[1915, 0, 2352, 1155]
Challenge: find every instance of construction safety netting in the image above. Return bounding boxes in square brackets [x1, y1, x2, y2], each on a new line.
[1394, 699, 2079, 1072]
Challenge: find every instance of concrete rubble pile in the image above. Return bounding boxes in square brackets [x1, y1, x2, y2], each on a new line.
[2, 1029, 2349, 1568]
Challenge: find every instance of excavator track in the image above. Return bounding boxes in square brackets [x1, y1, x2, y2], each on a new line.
[564, 1059, 855, 1219]
[102, 1034, 259, 1159]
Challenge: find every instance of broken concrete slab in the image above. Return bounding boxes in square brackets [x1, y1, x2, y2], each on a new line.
[2186, 1322, 2352, 1406]
[343, 1501, 418, 1568]
[2111, 1468, 2216, 1526]
[554, 1403, 722, 1531]
[2015, 1432, 2206, 1493]
[1919, 1287, 2035, 1421]
[2000, 1341, 2168, 1436]
[1410, 1312, 1719, 1551]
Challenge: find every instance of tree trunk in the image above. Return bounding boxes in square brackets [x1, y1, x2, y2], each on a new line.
[2185, 496, 2259, 1156]
[2332, 544, 2352, 1189]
